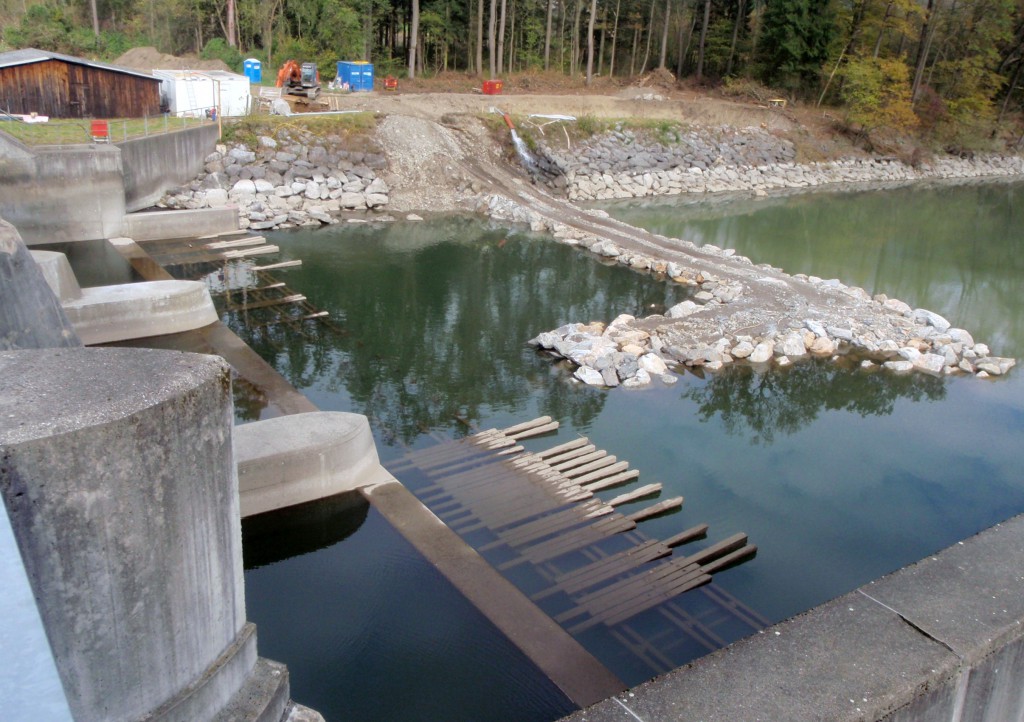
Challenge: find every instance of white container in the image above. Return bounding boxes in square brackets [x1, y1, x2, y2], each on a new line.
[153, 69, 251, 118]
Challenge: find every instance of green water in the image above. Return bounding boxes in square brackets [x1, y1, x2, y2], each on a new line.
[231, 184, 1024, 715]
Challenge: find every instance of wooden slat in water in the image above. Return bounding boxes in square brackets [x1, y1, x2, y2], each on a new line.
[663, 523, 709, 548]
[551, 450, 608, 473]
[499, 416, 554, 437]
[556, 559, 702, 624]
[535, 437, 591, 459]
[205, 236, 265, 249]
[697, 544, 757, 575]
[582, 469, 640, 491]
[508, 420, 560, 440]
[563, 456, 621, 479]
[594, 572, 713, 631]
[575, 463, 632, 487]
[532, 539, 671, 601]
[222, 244, 280, 259]
[482, 500, 614, 551]
[605, 483, 662, 507]
[508, 514, 637, 567]
[235, 293, 305, 312]
[625, 497, 683, 522]
[677, 532, 748, 568]
[252, 259, 302, 271]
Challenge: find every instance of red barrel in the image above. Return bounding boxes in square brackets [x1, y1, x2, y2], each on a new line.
[482, 79, 503, 95]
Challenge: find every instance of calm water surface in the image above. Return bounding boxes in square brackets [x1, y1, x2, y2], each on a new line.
[235, 183, 1024, 717]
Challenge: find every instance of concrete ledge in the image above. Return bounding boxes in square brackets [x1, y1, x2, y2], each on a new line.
[212, 655, 291, 722]
[234, 412, 381, 518]
[564, 513, 1024, 721]
[27, 250, 83, 302]
[122, 208, 239, 241]
[62, 279, 218, 344]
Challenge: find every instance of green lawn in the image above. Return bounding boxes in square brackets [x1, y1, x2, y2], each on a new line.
[0, 116, 214, 146]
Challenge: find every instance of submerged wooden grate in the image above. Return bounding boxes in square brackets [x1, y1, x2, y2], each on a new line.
[388, 416, 764, 675]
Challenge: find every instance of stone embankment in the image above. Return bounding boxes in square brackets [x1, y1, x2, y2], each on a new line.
[157, 129, 390, 230]
[528, 125, 1024, 199]
[486, 125, 1021, 384]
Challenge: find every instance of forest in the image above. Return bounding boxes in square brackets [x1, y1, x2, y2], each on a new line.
[2, 0, 1023, 149]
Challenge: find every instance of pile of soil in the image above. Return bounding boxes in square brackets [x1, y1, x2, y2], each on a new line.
[114, 47, 232, 73]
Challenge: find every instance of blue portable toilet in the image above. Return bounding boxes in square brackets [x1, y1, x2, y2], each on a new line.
[336, 61, 374, 92]
[243, 58, 262, 84]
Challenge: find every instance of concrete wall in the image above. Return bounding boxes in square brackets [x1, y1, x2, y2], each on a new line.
[121, 207, 239, 241]
[0, 133, 125, 245]
[0, 347, 256, 722]
[0, 124, 220, 244]
[564, 512, 1024, 722]
[120, 124, 219, 212]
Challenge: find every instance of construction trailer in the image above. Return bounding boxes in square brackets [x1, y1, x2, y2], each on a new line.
[153, 69, 251, 118]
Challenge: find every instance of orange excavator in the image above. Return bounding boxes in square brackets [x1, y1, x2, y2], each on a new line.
[276, 60, 321, 99]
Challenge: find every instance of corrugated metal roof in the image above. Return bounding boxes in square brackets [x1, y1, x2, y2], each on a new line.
[0, 47, 160, 82]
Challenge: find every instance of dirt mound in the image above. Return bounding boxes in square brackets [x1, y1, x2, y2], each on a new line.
[115, 46, 232, 73]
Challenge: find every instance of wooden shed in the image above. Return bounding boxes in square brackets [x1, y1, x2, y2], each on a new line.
[0, 48, 161, 119]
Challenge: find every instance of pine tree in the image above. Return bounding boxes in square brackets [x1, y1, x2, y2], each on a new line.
[758, 0, 836, 94]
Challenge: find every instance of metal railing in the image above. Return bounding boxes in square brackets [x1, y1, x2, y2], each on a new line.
[0, 111, 217, 147]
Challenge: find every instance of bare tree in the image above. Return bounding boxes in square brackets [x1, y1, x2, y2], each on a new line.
[658, 0, 671, 69]
[409, 0, 420, 78]
[586, 0, 598, 83]
[696, 0, 711, 81]
[545, 0, 555, 69]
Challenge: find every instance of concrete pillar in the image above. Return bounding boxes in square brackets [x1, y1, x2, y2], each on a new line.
[0, 347, 255, 722]
[0, 218, 80, 350]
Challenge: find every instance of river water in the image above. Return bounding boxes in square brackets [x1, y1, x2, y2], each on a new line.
[235, 180, 1024, 719]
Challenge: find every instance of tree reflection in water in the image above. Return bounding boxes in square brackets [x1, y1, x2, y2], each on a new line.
[683, 360, 947, 445]
[224, 218, 687, 447]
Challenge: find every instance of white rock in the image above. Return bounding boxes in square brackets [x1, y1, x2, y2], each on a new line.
[883, 298, 913, 315]
[749, 342, 774, 363]
[948, 328, 975, 346]
[912, 353, 946, 375]
[974, 357, 1016, 376]
[254, 179, 275, 193]
[639, 353, 669, 375]
[731, 340, 754, 359]
[622, 369, 652, 388]
[973, 343, 991, 356]
[883, 360, 914, 373]
[666, 300, 701, 318]
[911, 308, 951, 332]
[574, 366, 605, 385]
[660, 374, 678, 385]
[204, 188, 228, 207]
[778, 332, 808, 358]
[406, 214, 424, 221]
[230, 179, 257, 195]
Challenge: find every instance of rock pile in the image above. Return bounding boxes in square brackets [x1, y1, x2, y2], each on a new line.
[526, 125, 1024, 200]
[158, 131, 390, 230]
[530, 297, 1016, 387]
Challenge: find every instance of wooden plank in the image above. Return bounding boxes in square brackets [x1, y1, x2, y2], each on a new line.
[626, 497, 683, 522]
[500, 416, 553, 436]
[205, 236, 266, 249]
[678, 532, 748, 568]
[532, 540, 670, 601]
[511, 515, 637, 566]
[485, 501, 614, 550]
[564, 457, 623, 480]
[551, 450, 608, 472]
[605, 483, 662, 507]
[575, 463, 632, 486]
[698, 544, 757, 575]
[663, 523, 709, 548]
[222, 244, 280, 259]
[536, 437, 591, 459]
[555, 560, 702, 623]
[591, 572, 712, 631]
[235, 293, 305, 312]
[582, 469, 640, 492]
[508, 420, 560, 440]
[251, 259, 302, 271]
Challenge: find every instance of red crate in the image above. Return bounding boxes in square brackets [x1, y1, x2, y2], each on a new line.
[482, 79, 503, 95]
[90, 119, 109, 143]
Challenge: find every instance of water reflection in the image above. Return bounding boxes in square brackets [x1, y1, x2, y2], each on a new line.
[224, 218, 686, 447]
[685, 361, 947, 445]
[601, 179, 1024, 356]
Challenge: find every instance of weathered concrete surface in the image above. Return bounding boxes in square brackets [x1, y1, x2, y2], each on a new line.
[0, 218, 80, 350]
[60, 278, 219, 344]
[121, 207, 240, 241]
[0, 134, 125, 244]
[562, 513, 1024, 722]
[119, 124, 219, 212]
[235, 412, 381, 517]
[0, 490, 74, 721]
[363, 478, 627, 708]
[0, 347, 254, 721]
[27, 250, 82, 302]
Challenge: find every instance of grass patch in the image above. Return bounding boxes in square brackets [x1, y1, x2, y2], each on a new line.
[0, 116, 211, 146]
[221, 112, 378, 149]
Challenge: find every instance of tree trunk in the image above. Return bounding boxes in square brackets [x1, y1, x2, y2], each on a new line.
[695, 0, 710, 81]
[498, 0, 507, 74]
[639, 0, 656, 75]
[872, 0, 895, 59]
[408, 0, 420, 78]
[911, 0, 936, 101]
[477, 0, 485, 74]
[507, 0, 516, 72]
[90, 0, 99, 36]
[572, 0, 584, 75]
[629, 24, 639, 76]
[726, 0, 745, 75]
[658, 0, 671, 69]
[598, 3, 608, 75]
[545, 0, 555, 70]
[999, 57, 1023, 121]
[609, 0, 621, 76]
[586, 0, 598, 84]
[489, 0, 498, 77]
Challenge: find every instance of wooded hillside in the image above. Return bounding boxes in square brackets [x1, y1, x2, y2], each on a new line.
[2, 0, 1023, 149]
